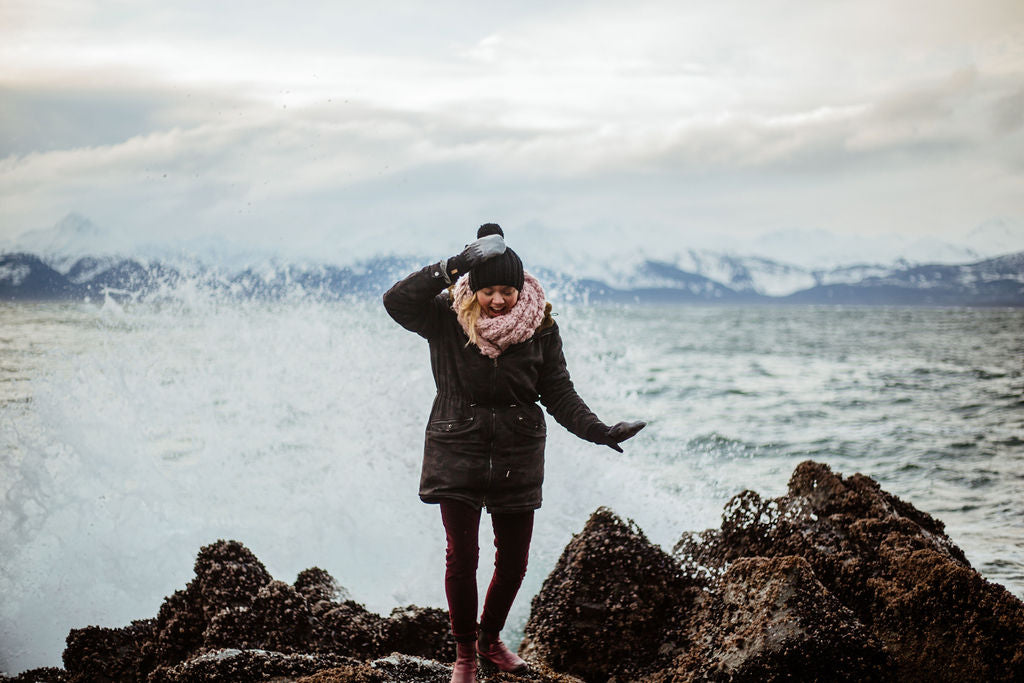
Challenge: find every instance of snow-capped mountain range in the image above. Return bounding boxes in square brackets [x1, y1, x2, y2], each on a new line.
[3, 213, 1024, 305]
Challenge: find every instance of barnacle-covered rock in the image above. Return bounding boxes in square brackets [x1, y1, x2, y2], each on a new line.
[674, 461, 1024, 682]
[520, 507, 697, 680]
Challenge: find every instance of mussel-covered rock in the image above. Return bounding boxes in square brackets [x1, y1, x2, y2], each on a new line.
[668, 555, 893, 681]
[149, 648, 355, 683]
[11, 461, 1023, 683]
[520, 507, 698, 681]
[62, 620, 156, 683]
[674, 461, 1024, 682]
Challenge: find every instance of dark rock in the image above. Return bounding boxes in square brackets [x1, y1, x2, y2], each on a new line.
[149, 539, 272, 670]
[2, 667, 68, 683]
[309, 601, 455, 662]
[191, 540, 272, 622]
[197, 606, 252, 652]
[675, 460, 1024, 682]
[295, 662, 388, 683]
[313, 600, 387, 657]
[202, 580, 315, 653]
[148, 648, 356, 683]
[295, 653, 585, 683]
[667, 556, 892, 681]
[519, 507, 697, 681]
[15, 461, 1023, 682]
[378, 606, 456, 661]
[9, 539, 465, 682]
[295, 567, 348, 606]
[191, 551, 452, 662]
[152, 589, 205, 669]
[347, 654, 451, 683]
[149, 540, 269, 672]
[868, 546, 1024, 681]
[520, 462, 1023, 681]
[62, 619, 156, 683]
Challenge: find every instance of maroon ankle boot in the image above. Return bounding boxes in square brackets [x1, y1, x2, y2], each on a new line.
[477, 631, 529, 674]
[450, 641, 477, 683]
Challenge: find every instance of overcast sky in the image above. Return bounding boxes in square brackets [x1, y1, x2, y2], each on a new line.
[2, 0, 1023, 262]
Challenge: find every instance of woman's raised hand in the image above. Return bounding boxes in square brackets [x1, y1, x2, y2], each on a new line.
[462, 234, 505, 266]
[444, 234, 506, 280]
[595, 420, 647, 453]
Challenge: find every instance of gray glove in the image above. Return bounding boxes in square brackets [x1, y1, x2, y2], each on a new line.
[591, 420, 647, 453]
[442, 234, 505, 282]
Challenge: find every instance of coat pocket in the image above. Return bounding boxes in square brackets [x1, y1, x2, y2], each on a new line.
[427, 415, 477, 436]
[510, 409, 546, 437]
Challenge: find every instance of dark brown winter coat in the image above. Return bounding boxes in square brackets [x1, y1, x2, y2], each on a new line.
[383, 263, 604, 513]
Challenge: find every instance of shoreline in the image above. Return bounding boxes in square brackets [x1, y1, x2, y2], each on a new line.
[4, 460, 1023, 681]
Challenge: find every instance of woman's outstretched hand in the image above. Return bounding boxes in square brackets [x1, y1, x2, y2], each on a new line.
[596, 420, 647, 453]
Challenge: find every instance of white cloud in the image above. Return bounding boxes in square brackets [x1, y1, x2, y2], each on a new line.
[1, 0, 1023, 254]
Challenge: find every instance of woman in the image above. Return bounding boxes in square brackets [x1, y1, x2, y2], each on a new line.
[383, 224, 645, 683]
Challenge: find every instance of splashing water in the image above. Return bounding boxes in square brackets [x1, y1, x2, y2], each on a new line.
[2, 290, 1022, 673]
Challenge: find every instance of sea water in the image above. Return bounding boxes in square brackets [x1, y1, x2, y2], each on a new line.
[1, 295, 1022, 673]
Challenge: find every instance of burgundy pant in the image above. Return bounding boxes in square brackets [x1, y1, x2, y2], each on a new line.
[439, 499, 534, 642]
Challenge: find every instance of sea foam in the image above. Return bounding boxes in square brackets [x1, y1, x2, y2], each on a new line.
[0, 290, 687, 673]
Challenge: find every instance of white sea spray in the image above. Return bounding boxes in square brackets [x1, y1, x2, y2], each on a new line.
[1, 292, 1022, 674]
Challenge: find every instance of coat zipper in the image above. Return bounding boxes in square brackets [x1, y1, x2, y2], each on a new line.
[486, 407, 495, 504]
[484, 356, 498, 506]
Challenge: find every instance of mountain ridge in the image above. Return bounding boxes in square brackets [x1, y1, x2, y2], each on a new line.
[3, 249, 1023, 307]
[7, 212, 1024, 296]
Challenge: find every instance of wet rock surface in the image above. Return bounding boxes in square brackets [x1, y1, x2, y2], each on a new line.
[3, 668, 67, 683]
[6, 539, 455, 682]
[151, 649, 356, 683]
[61, 619, 156, 683]
[675, 461, 1024, 681]
[6, 461, 1022, 682]
[519, 507, 697, 681]
[523, 460, 1023, 682]
[668, 555, 892, 681]
[295, 653, 584, 683]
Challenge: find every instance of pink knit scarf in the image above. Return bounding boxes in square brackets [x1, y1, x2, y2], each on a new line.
[451, 272, 546, 359]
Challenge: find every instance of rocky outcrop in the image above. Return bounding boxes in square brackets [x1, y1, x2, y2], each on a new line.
[294, 654, 582, 682]
[7, 539, 455, 683]
[676, 461, 1024, 681]
[151, 650, 356, 683]
[62, 619, 157, 683]
[6, 461, 1022, 682]
[522, 461, 1024, 682]
[667, 555, 892, 681]
[519, 508, 697, 680]
[7, 537, 576, 683]
[3, 668, 67, 683]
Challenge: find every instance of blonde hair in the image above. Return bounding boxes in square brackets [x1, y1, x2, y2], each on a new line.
[453, 286, 483, 347]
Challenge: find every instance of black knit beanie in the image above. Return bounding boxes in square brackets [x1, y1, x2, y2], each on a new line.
[469, 223, 524, 292]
